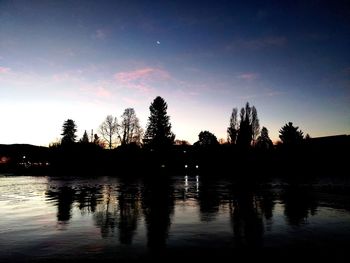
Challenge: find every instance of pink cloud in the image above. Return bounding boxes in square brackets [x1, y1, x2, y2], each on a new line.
[238, 73, 259, 81]
[95, 86, 111, 97]
[0, 66, 11, 73]
[114, 67, 171, 93]
[115, 67, 170, 82]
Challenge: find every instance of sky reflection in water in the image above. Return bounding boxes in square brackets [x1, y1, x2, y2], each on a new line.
[1, 175, 350, 261]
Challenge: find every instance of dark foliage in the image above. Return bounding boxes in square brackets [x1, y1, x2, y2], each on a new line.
[279, 122, 304, 145]
[61, 119, 77, 145]
[194, 131, 219, 147]
[236, 102, 260, 148]
[256, 127, 273, 150]
[143, 96, 175, 149]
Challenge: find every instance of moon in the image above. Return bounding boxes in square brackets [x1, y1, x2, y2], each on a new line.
[156, 41, 160, 45]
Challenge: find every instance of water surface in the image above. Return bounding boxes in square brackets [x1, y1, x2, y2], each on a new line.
[1, 175, 350, 261]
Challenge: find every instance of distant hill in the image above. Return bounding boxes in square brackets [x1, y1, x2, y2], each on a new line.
[0, 144, 49, 162]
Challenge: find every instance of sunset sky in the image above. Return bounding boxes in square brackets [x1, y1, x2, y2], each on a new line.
[0, 0, 349, 146]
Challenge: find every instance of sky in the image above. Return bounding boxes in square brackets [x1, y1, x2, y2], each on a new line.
[0, 0, 349, 146]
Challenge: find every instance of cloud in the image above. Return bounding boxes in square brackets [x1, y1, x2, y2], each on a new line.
[115, 67, 170, 82]
[226, 36, 287, 51]
[95, 29, 107, 40]
[114, 67, 171, 93]
[80, 85, 112, 98]
[0, 66, 11, 73]
[238, 73, 259, 81]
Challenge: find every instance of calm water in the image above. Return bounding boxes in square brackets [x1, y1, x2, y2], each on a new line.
[1, 175, 350, 261]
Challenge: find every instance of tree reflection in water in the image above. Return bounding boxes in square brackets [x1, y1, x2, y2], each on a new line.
[281, 187, 318, 226]
[46, 186, 75, 224]
[45, 176, 322, 251]
[117, 179, 141, 244]
[230, 189, 264, 248]
[142, 177, 174, 250]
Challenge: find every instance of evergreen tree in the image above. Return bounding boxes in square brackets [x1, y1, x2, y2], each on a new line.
[144, 96, 175, 148]
[80, 130, 89, 144]
[279, 122, 304, 145]
[256, 127, 273, 150]
[61, 119, 77, 145]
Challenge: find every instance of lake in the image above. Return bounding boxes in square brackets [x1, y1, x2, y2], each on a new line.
[1, 174, 350, 262]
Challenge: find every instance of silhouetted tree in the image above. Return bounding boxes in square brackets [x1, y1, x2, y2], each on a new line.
[194, 131, 219, 146]
[118, 108, 143, 146]
[251, 106, 260, 144]
[92, 133, 105, 148]
[61, 119, 77, 145]
[99, 115, 118, 149]
[256, 127, 273, 150]
[227, 108, 238, 144]
[237, 103, 252, 148]
[279, 122, 304, 145]
[93, 134, 100, 144]
[80, 130, 89, 144]
[236, 102, 260, 148]
[143, 96, 175, 148]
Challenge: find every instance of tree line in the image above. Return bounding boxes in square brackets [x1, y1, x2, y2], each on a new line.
[59, 96, 306, 150]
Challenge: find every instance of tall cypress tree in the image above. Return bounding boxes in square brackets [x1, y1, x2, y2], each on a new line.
[144, 96, 175, 148]
[227, 108, 238, 144]
[237, 102, 253, 148]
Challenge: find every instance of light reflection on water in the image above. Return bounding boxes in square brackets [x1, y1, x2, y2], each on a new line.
[1, 175, 350, 261]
